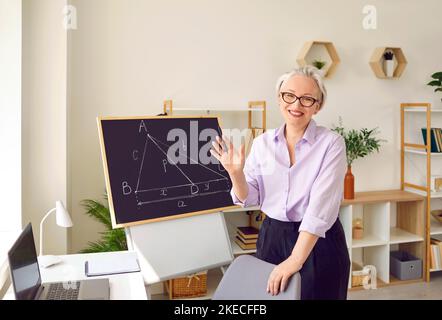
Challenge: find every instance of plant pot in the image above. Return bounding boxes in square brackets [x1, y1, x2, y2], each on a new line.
[384, 60, 395, 78]
[353, 227, 364, 239]
[344, 165, 354, 199]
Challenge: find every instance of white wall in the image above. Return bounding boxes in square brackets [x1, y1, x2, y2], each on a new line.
[0, 0, 22, 232]
[68, 0, 442, 252]
[22, 0, 69, 254]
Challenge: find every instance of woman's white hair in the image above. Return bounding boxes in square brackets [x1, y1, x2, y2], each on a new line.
[275, 66, 327, 110]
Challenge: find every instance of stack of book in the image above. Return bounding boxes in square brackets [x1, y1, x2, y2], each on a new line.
[234, 226, 259, 250]
[422, 128, 442, 152]
[430, 238, 442, 270]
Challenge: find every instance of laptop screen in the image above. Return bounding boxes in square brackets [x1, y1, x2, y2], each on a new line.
[8, 223, 42, 300]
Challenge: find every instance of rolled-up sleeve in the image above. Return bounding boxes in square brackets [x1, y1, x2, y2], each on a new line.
[299, 135, 347, 238]
[230, 140, 260, 207]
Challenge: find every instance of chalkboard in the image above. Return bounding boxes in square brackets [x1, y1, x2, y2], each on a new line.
[97, 116, 237, 228]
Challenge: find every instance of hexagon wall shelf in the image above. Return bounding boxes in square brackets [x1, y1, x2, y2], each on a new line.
[369, 47, 407, 79]
[296, 41, 340, 78]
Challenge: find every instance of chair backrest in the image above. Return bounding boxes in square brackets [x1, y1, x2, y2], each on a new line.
[125, 212, 234, 285]
[212, 255, 301, 300]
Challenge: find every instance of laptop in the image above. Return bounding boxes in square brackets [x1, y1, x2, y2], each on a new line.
[8, 223, 110, 300]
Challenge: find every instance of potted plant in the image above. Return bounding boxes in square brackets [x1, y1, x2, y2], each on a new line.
[312, 59, 326, 70]
[79, 193, 127, 253]
[427, 72, 442, 103]
[332, 117, 386, 199]
[383, 51, 395, 77]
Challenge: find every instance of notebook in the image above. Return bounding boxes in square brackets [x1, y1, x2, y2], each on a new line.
[85, 254, 141, 277]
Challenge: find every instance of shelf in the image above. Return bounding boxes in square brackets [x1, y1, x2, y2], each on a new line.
[162, 100, 267, 135]
[172, 107, 265, 112]
[369, 47, 407, 79]
[404, 149, 442, 156]
[404, 107, 442, 113]
[352, 235, 387, 248]
[341, 188, 425, 286]
[341, 190, 425, 205]
[296, 40, 340, 78]
[430, 268, 442, 272]
[405, 188, 442, 199]
[431, 218, 442, 236]
[230, 237, 256, 255]
[390, 227, 424, 244]
[389, 275, 424, 285]
[400, 103, 433, 282]
[349, 277, 387, 291]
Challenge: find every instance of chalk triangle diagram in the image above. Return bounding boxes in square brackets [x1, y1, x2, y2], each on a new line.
[134, 133, 230, 206]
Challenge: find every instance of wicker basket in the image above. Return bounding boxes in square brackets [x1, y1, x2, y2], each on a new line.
[351, 262, 368, 287]
[165, 271, 208, 299]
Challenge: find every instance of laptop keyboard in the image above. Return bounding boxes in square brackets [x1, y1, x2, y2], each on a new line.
[46, 282, 80, 300]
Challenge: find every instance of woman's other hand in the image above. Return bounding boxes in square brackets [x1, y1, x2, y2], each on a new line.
[266, 255, 302, 296]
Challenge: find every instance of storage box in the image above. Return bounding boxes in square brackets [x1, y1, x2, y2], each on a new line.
[165, 271, 208, 299]
[390, 251, 422, 281]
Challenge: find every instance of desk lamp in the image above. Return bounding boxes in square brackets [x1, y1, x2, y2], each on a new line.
[38, 201, 73, 268]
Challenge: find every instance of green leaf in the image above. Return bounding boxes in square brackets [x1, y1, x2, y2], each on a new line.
[79, 193, 128, 253]
[312, 60, 326, 70]
[331, 117, 385, 166]
[427, 80, 441, 86]
[431, 72, 442, 80]
[435, 88, 442, 92]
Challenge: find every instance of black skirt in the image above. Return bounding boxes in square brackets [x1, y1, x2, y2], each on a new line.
[255, 216, 350, 300]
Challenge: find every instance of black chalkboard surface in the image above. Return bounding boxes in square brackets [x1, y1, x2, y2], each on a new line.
[97, 116, 237, 228]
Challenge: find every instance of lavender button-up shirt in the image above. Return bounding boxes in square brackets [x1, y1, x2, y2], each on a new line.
[230, 119, 347, 238]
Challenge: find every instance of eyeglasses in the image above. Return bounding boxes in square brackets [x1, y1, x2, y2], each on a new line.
[280, 92, 319, 108]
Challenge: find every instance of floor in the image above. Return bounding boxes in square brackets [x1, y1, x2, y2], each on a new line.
[348, 272, 442, 300]
[151, 272, 442, 300]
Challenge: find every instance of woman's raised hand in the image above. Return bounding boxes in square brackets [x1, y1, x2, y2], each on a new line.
[210, 135, 245, 177]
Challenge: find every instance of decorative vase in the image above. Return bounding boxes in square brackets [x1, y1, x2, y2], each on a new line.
[344, 165, 354, 199]
[384, 60, 395, 78]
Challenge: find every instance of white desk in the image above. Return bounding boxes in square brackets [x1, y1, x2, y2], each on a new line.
[4, 251, 148, 300]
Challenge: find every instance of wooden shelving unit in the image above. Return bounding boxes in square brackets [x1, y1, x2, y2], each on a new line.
[400, 102, 442, 281]
[163, 100, 266, 120]
[151, 190, 424, 299]
[369, 47, 408, 79]
[339, 190, 425, 290]
[296, 40, 340, 78]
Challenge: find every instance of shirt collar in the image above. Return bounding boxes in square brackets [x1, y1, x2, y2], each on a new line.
[274, 119, 317, 145]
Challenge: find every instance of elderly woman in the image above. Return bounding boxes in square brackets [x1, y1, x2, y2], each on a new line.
[210, 66, 350, 300]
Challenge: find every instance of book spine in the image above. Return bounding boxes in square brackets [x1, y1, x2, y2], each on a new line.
[432, 128, 440, 152]
[422, 128, 441, 152]
[430, 244, 436, 270]
[437, 128, 442, 152]
[438, 242, 442, 270]
[437, 245, 442, 270]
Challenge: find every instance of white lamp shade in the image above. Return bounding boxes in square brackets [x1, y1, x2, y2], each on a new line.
[55, 200, 73, 227]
